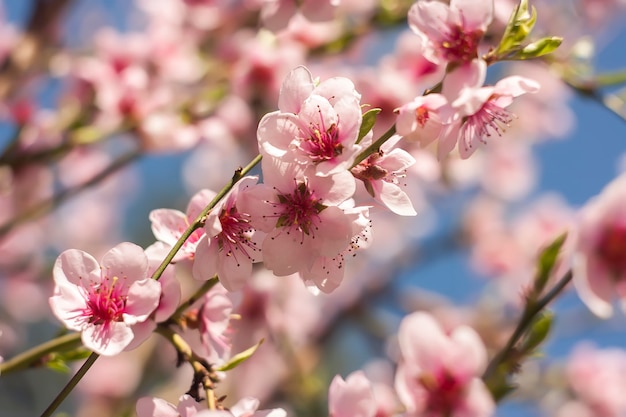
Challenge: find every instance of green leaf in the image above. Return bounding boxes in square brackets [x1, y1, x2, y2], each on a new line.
[496, 0, 537, 55]
[45, 348, 93, 374]
[514, 37, 563, 60]
[520, 311, 554, 354]
[532, 232, 567, 296]
[357, 108, 381, 144]
[216, 339, 264, 372]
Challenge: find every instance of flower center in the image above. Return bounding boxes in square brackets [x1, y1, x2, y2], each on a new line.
[419, 370, 464, 414]
[415, 105, 430, 128]
[217, 205, 259, 264]
[440, 25, 482, 63]
[462, 99, 514, 151]
[300, 122, 343, 163]
[85, 276, 126, 325]
[275, 181, 325, 236]
[596, 223, 626, 276]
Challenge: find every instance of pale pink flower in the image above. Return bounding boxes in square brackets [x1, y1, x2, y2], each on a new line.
[258, 66, 363, 176]
[261, 0, 340, 32]
[150, 189, 215, 262]
[49, 243, 161, 356]
[136, 394, 230, 417]
[352, 135, 417, 216]
[408, 0, 493, 64]
[137, 394, 285, 417]
[182, 283, 234, 365]
[573, 173, 626, 318]
[193, 176, 265, 291]
[395, 312, 494, 417]
[395, 93, 449, 151]
[329, 371, 376, 417]
[440, 60, 540, 159]
[238, 156, 358, 280]
[566, 343, 626, 417]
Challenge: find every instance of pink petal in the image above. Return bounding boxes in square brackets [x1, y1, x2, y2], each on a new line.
[305, 254, 345, 293]
[314, 206, 355, 256]
[187, 189, 216, 221]
[278, 66, 314, 113]
[328, 371, 376, 417]
[313, 77, 360, 106]
[378, 181, 417, 216]
[136, 396, 178, 417]
[101, 242, 149, 284]
[263, 229, 315, 276]
[82, 321, 134, 356]
[409, 1, 455, 41]
[54, 249, 101, 287]
[49, 286, 89, 332]
[398, 312, 451, 373]
[573, 253, 614, 318]
[192, 236, 219, 280]
[258, 112, 301, 157]
[218, 250, 253, 292]
[452, 0, 494, 31]
[449, 326, 488, 377]
[150, 209, 188, 246]
[124, 278, 161, 324]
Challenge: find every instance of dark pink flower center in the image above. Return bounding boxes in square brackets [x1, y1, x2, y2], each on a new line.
[301, 122, 343, 163]
[415, 105, 430, 128]
[275, 181, 324, 236]
[596, 223, 626, 275]
[84, 277, 127, 325]
[440, 25, 482, 63]
[419, 370, 464, 414]
[217, 205, 259, 265]
[299, 104, 345, 164]
[462, 99, 514, 150]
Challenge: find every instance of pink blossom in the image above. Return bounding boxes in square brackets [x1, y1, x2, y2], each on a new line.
[182, 283, 234, 365]
[440, 60, 540, 159]
[136, 394, 230, 417]
[395, 93, 449, 152]
[238, 156, 359, 281]
[329, 371, 376, 417]
[261, 0, 340, 32]
[408, 0, 493, 64]
[49, 243, 161, 356]
[258, 66, 363, 176]
[566, 343, 626, 417]
[573, 173, 626, 318]
[192, 176, 265, 291]
[150, 189, 215, 262]
[352, 134, 417, 216]
[137, 394, 285, 417]
[395, 312, 494, 417]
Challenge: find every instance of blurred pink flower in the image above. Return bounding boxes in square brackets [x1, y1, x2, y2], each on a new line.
[566, 343, 626, 417]
[408, 0, 493, 65]
[395, 312, 494, 417]
[49, 242, 161, 356]
[573, 173, 626, 318]
[137, 394, 286, 417]
[261, 0, 340, 32]
[329, 371, 376, 417]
